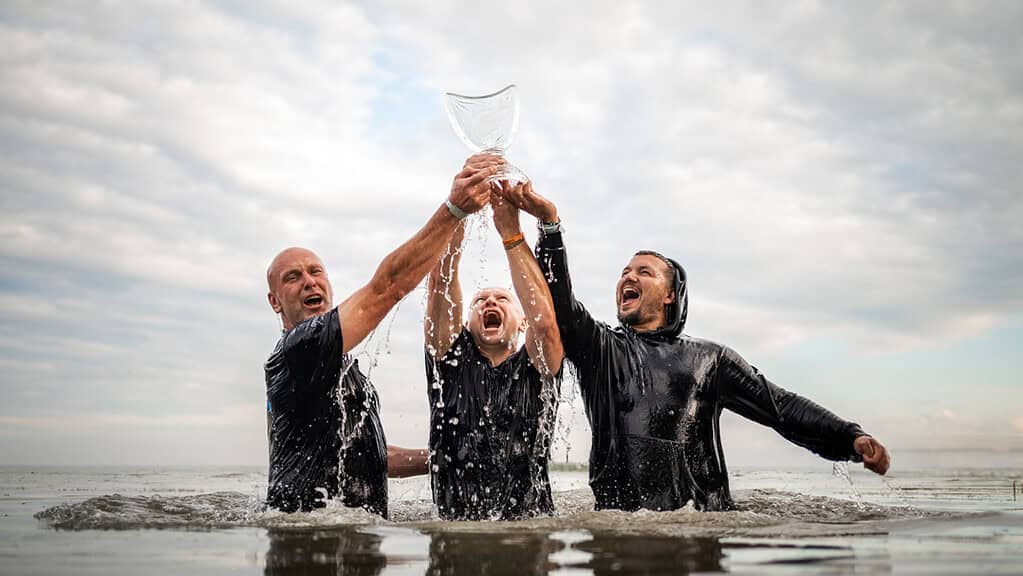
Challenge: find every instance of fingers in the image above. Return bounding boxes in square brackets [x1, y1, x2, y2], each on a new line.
[490, 189, 506, 209]
[449, 177, 494, 217]
[469, 165, 502, 187]
[489, 180, 510, 199]
[463, 153, 505, 170]
[499, 181, 528, 209]
[455, 160, 502, 181]
[861, 438, 891, 475]
[448, 157, 507, 216]
[861, 439, 875, 458]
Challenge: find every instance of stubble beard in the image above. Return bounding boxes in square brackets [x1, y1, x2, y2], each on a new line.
[617, 308, 641, 326]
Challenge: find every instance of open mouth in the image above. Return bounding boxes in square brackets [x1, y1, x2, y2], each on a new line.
[621, 286, 640, 306]
[483, 310, 502, 330]
[303, 294, 324, 308]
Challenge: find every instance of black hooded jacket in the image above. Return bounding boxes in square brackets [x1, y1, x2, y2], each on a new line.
[536, 230, 865, 512]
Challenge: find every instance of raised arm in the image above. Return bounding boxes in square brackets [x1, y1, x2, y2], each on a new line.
[501, 184, 601, 363]
[717, 346, 890, 474]
[425, 222, 465, 358]
[338, 154, 503, 354]
[492, 182, 563, 376]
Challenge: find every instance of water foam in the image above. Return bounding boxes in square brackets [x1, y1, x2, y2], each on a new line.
[35, 486, 950, 536]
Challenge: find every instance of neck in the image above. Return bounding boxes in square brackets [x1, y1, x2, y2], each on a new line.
[629, 317, 667, 333]
[477, 340, 516, 367]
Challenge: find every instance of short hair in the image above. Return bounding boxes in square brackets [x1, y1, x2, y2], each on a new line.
[634, 250, 674, 286]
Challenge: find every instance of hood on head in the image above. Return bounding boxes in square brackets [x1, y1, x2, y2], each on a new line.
[626, 250, 688, 340]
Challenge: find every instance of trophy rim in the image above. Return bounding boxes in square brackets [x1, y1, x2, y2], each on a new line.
[444, 83, 518, 101]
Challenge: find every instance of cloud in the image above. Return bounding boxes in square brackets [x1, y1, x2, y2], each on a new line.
[371, 1, 1023, 354]
[0, 1, 1020, 465]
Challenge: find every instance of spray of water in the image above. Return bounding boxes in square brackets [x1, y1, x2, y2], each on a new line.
[334, 291, 410, 506]
[831, 462, 866, 510]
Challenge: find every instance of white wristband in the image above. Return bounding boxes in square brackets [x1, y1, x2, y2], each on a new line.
[445, 199, 468, 220]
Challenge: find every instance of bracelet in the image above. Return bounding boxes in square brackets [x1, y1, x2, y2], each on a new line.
[445, 199, 468, 220]
[502, 232, 525, 250]
[538, 218, 561, 235]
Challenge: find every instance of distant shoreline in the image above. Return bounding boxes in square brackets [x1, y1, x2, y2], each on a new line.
[550, 462, 588, 472]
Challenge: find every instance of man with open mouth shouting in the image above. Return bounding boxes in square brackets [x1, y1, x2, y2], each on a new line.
[263, 154, 503, 516]
[424, 180, 564, 520]
[496, 184, 891, 513]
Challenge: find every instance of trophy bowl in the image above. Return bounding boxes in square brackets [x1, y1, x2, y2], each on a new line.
[444, 84, 528, 184]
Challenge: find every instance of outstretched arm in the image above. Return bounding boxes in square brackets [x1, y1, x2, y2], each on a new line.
[338, 154, 503, 354]
[425, 221, 465, 358]
[492, 182, 563, 376]
[387, 445, 429, 477]
[718, 346, 890, 475]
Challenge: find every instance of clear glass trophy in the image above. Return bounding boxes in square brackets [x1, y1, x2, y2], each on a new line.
[444, 84, 528, 184]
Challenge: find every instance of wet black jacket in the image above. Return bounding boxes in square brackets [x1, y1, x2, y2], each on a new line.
[425, 328, 560, 520]
[536, 230, 865, 512]
[264, 309, 388, 516]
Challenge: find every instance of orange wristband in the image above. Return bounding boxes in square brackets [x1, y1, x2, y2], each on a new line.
[502, 233, 525, 250]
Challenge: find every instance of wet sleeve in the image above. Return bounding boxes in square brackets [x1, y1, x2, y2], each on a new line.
[535, 230, 604, 366]
[716, 345, 865, 462]
[280, 308, 344, 397]
[424, 327, 471, 405]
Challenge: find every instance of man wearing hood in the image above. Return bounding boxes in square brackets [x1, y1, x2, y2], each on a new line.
[498, 185, 890, 512]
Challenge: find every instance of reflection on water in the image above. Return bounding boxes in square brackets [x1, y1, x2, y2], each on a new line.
[265, 528, 385, 576]
[263, 527, 724, 575]
[576, 533, 723, 574]
[425, 530, 561, 575]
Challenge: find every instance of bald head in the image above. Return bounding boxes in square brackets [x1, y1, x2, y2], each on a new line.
[466, 286, 526, 351]
[266, 247, 334, 330]
[267, 247, 320, 291]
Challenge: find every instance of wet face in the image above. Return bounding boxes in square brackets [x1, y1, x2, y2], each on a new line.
[466, 287, 525, 349]
[267, 248, 334, 331]
[616, 254, 674, 331]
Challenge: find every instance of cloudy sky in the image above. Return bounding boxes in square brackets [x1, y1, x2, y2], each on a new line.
[1, 1, 1020, 468]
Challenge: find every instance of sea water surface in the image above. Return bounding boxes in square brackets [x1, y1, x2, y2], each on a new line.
[3, 451, 1023, 574]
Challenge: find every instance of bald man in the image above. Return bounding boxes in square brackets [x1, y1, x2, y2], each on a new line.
[424, 182, 564, 520]
[264, 154, 502, 515]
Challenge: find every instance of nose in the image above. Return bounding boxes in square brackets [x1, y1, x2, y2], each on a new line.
[301, 271, 317, 288]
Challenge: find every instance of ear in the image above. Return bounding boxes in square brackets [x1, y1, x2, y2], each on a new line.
[662, 289, 676, 305]
[518, 317, 527, 334]
[268, 291, 282, 314]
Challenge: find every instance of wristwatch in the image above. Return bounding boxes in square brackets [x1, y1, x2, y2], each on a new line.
[538, 218, 561, 236]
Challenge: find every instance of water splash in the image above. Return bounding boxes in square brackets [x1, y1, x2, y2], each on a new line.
[879, 474, 916, 511]
[34, 487, 951, 535]
[832, 462, 866, 510]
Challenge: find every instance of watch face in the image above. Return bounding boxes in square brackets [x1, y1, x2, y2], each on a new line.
[539, 220, 561, 233]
